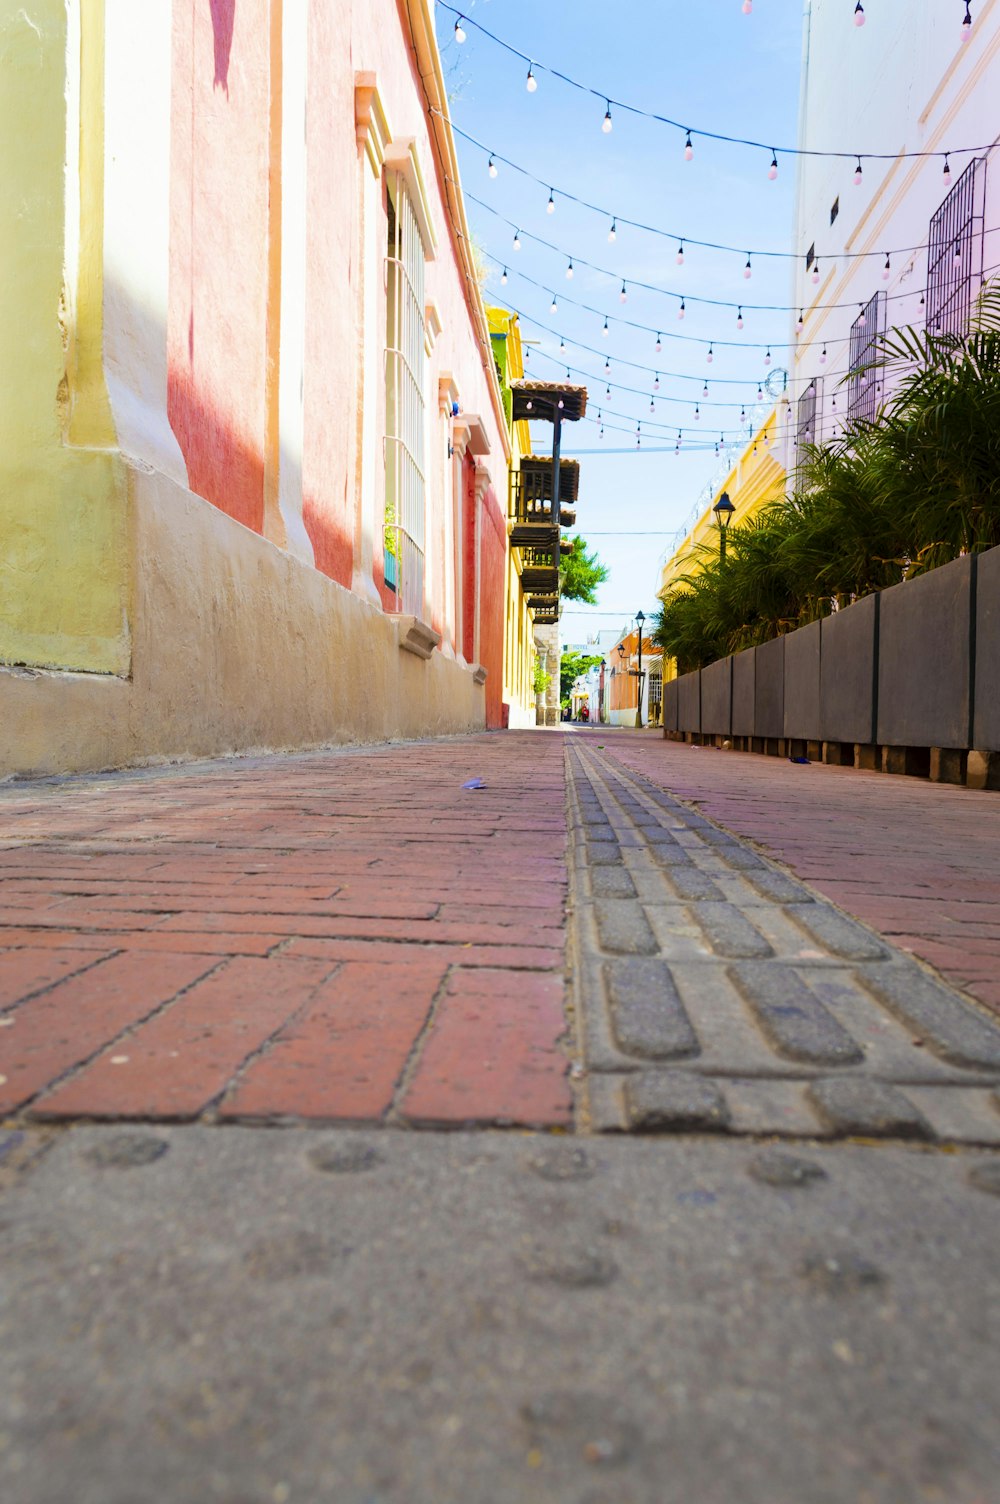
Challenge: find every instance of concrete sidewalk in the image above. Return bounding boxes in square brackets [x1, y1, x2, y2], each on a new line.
[2, 729, 1000, 1504]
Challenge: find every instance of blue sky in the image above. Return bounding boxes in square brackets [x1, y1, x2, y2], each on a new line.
[435, 0, 805, 641]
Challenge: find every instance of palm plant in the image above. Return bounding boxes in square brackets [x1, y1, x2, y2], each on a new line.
[655, 277, 1000, 671]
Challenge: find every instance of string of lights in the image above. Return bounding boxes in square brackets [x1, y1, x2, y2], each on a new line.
[440, 1, 982, 164]
[443, 128, 954, 265]
[476, 240, 980, 353]
[465, 190, 966, 317]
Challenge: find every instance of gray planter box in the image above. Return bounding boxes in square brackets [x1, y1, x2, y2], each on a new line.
[661, 677, 679, 733]
[974, 546, 1000, 751]
[755, 635, 785, 740]
[783, 619, 822, 741]
[820, 593, 878, 745]
[877, 554, 973, 749]
[701, 656, 733, 737]
[677, 671, 701, 735]
[732, 648, 756, 737]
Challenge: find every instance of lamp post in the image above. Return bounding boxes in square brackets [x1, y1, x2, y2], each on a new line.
[635, 610, 646, 728]
[713, 492, 735, 562]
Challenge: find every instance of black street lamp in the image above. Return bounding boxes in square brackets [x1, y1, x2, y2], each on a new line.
[713, 491, 735, 561]
[636, 610, 646, 728]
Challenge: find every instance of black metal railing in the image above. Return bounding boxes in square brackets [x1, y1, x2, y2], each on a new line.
[796, 375, 821, 446]
[847, 291, 886, 424]
[927, 158, 986, 338]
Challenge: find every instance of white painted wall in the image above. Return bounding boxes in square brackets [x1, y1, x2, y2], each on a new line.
[787, 0, 1000, 470]
[102, 0, 188, 484]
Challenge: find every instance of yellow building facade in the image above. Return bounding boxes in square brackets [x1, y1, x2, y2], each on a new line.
[656, 405, 788, 678]
[486, 306, 537, 729]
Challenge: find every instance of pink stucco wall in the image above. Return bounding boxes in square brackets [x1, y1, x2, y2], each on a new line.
[165, 0, 508, 664]
[168, 0, 270, 535]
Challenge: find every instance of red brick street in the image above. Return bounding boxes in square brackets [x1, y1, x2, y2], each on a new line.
[2, 728, 1000, 1130]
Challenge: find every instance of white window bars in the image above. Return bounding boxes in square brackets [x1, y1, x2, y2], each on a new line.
[384, 176, 426, 617]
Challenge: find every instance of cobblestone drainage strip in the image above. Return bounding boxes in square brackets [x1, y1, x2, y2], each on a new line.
[566, 741, 1000, 1146]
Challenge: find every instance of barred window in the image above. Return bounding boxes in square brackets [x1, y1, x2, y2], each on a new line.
[847, 290, 886, 424]
[796, 375, 821, 446]
[926, 158, 986, 338]
[384, 176, 426, 615]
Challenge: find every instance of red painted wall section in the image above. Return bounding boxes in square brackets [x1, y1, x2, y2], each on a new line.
[462, 454, 476, 663]
[478, 485, 507, 730]
[301, 0, 358, 587]
[167, 0, 271, 534]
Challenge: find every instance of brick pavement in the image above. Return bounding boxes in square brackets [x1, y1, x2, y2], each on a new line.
[601, 730, 1000, 1020]
[0, 735, 571, 1127]
[3, 727, 1000, 1135]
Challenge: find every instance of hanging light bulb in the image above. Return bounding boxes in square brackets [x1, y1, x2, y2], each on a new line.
[605, 358, 612, 376]
[882, 252, 891, 280]
[943, 154, 952, 187]
[546, 188, 555, 214]
[743, 0, 752, 12]
[678, 298, 686, 320]
[649, 399, 655, 414]
[599, 425, 605, 439]
[854, 2, 865, 25]
[677, 428, 683, 447]
[753, 443, 758, 455]
[675, 443, 681, 457]
[526, 65, 537, 92]
[684, 130, 694, 161]
[525, 398, 533, 409]
[820, 345, 828, 364]
[560, 339, 566, 354]
[763, 432, 770, 448]
[737, 307, 744, 330]
[566, 259, 574, 279]
[808, 380, 816, 396]
[653, 374, 661, 391]
[454, 16, 467, 43]
[512, 230, 521, 251]
[811, 258, 820, 284]
[796, 309, 804, 333]
[757, 385, 764, 401]
[740, 405, 747, 425]
[769, 150, 778, 180]
[962, 2, 972, 38]
[608, 218, 617, 243]
[606, 382, 611, 396]
[602, 317, 610, 337]
[744, 254, 753, 280]
[676, 241, 685, 266]
[550, 293, 558, 314]
[655, 333, 662, 353]
[764, 347, 772, 366]
[854, 156, 863, 186]
[500, 267, 508, 285]
[707, 344, 714, 364]
[488, 155, 498, 179]
[703, 382, 709, 399]
[602, 100, 613, 133]
[558, 398, 565, 409]
[694, 403, 701, 420]
[619, 281, 628, 303]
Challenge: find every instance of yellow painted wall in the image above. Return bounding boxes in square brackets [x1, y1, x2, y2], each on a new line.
[0, 0, 129, 675]
[657, 406, 788, 680]
[486, 305, 536, 726]
[658, 406, 787, 599]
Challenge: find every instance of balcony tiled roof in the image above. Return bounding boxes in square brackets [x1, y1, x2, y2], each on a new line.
[511, 380, 588, 423]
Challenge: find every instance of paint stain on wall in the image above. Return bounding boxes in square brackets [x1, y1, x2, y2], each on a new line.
[210, 0, 236, 94]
